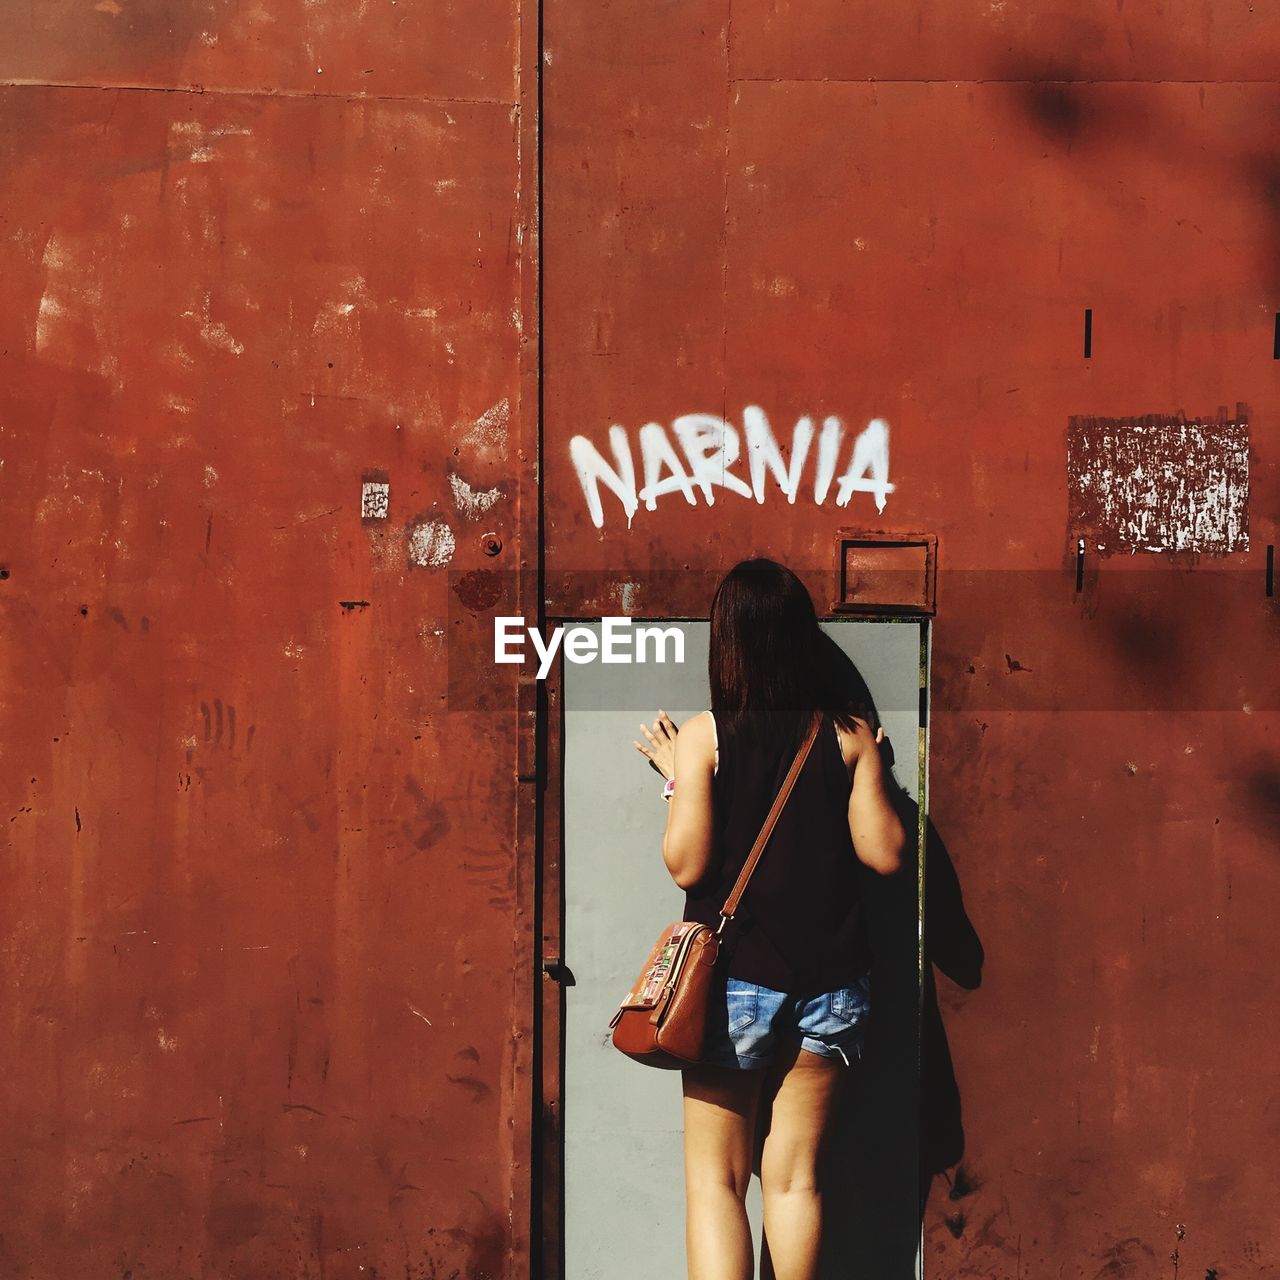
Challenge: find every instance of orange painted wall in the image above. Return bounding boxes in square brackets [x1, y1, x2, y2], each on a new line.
[0, 3, 537, 1276]
[543, 2, 1280, 1276]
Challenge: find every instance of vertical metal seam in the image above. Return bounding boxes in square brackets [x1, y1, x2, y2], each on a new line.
[510, 0, 546, 1270]
[721, 0, 733, 432]
[529, 0, 548, 1271]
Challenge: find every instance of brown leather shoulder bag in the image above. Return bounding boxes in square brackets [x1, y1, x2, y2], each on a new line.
[608, 710, 823, 1069]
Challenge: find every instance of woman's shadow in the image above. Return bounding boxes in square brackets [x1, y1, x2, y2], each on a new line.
[758, 636, 985, 1279]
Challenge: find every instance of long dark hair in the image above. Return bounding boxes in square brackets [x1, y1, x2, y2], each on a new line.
[708, 558, 872, 753]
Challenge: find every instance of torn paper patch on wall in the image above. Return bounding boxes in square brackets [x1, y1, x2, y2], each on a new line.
[361, 476, 390, 521]
[1067, 407, 1250, 555]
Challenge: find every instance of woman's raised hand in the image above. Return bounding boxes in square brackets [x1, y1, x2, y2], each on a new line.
[843, 715, 887, 760]
[633, 709, 678, 781]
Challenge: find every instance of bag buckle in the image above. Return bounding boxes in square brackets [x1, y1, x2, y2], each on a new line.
[715, 914, 730, 937]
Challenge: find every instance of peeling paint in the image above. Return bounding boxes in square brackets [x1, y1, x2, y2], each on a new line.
[1067, 409, 1249, 555]
[408, 517, 456, 568]
[449, 471, 502, 520]
[460, 397, 511, 459]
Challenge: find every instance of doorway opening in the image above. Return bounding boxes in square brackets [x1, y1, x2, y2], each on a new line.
[539, 616, 930, 1279]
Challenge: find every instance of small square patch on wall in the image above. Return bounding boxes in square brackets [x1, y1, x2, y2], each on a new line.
[361, 478, 390, 521]
[1067, 407, 1249, 555]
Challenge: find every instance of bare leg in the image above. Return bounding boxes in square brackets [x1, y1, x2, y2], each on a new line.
[682, 1063, 767, 1280]
[759, 1040, 845, 1280]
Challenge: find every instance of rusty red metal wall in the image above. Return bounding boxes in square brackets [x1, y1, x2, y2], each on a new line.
[5, 0, 1280, 1275]
[0, 2, 538, 1275]
[543, 1, 1280, 1275]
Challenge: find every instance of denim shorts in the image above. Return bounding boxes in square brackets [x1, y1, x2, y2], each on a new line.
[700, 969, 872, 1069]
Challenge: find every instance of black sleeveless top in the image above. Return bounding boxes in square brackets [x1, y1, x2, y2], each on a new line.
[683, 710, 872, 994]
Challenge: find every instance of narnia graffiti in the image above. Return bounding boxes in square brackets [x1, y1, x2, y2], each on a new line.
[569, 407, 895, 529]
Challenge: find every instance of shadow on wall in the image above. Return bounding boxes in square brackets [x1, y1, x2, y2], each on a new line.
[998, 41, 1280, 297]
[753, 638, 985, 1279]
[919, 816, 985, 1220]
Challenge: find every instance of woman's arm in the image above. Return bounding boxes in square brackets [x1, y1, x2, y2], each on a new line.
[634, 710, 717, 891]
[836, 717, 906, 875]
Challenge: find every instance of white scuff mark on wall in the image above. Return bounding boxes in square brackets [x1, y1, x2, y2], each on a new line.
[34, 237, 69, 349]
[361, 480, 390, 519]
[459, 397, 511, 460]
[182, 292, 244, 356]
[407, 1000, 433, 1026]
[35, 234, 109, 374]
[156, 1030, 178, 1053]
[165, 339, 196, 371]
[570, 406, 895, 529]
[200, 320, 244, 356]
[204, 465, 219, 487]
[619, 581, 640, 613]
[35, 293, 64, 351]
[314, 300, 360, 337]
[42, 236, 68, 274]
[449, 472, 502, 520]
[312, 282, 365, 337]
[408, 518, 456, 568]
[168, 120, 253, 164]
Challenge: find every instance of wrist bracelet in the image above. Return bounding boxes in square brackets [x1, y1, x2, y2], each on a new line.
[661, 777, 675, 801]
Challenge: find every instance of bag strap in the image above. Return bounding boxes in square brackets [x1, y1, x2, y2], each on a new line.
[716, 709, 823, 932]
